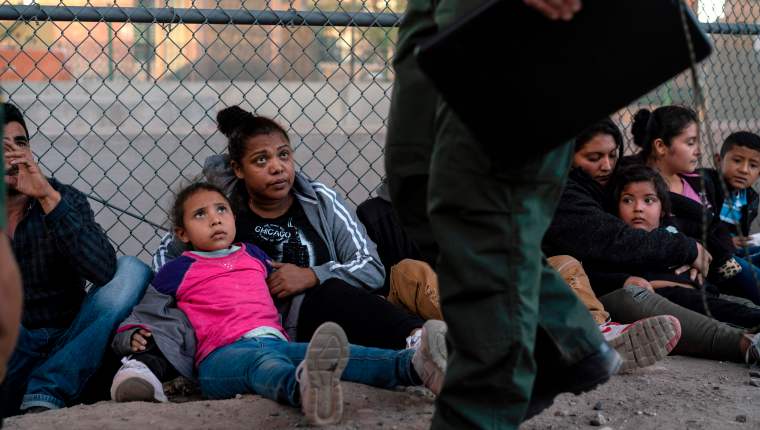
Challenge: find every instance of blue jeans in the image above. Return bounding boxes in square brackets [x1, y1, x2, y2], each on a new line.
[0, 257, 151, 416]
[198, 337, 418, 406]
[719, 255, 760, 305]
[736, 245, 760, 267]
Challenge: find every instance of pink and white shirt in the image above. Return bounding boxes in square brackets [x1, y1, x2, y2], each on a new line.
[151, 243, 285, 365]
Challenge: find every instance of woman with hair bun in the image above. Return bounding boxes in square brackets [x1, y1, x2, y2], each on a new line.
[155, 105, 432, 351]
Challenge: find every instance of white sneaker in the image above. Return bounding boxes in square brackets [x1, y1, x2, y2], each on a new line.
[110, 358, 168, 403]
[601, 315, 681, 372]
[411, 320, 447, 395]
[297, 322, 350, 426]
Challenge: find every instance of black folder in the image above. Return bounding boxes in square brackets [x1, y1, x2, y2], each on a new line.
[415, 0, 712, 163]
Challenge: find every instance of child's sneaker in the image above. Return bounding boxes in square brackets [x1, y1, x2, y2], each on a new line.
[411, 320, 447, 395]
[297, 322, 350, 426]
[110, 358, 168, 403]
[601, 315, 681, 372]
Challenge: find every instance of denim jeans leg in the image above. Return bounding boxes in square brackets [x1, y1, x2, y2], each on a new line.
[272, 338, 417, 389]
[198, 338, 299, 406]
[726, 256, 760, 305]
[746, 247, 760, 267]
[0, 326, 63, 417]
[735, 245, 760, 263]
[21, 256, 152, 410]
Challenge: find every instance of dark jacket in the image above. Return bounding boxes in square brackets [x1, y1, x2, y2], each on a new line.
[701, 168, 760, 237]
[585, 221, 722, 298]
[666, 171, 735, 274]
[543, 167, 698, 270]
[11, 179, 117, 328]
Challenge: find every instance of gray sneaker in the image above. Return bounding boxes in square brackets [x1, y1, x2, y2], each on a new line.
[602, 315, 681, 372]
[411, 320, 448, 395]
[297, 322, 350, 426]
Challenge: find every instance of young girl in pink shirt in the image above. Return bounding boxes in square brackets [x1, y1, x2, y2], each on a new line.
[116, 182, 446, 426]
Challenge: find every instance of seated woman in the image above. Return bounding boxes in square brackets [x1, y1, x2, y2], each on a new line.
[625, 106, 760, 302]
[545, 118, 759, 365]
[111, 182, 445, 426]
[154, 106, 424, 351]
[589, 164, 760, 330]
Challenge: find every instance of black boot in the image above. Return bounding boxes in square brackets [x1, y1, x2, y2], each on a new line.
[524, 335, 621, 420]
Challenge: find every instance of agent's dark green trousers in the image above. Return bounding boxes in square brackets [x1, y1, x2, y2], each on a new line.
[385, 1, 605, 427]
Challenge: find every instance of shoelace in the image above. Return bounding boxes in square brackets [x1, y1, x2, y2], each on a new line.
[406, 329, 422, 350]
[120, 357, 148, 370]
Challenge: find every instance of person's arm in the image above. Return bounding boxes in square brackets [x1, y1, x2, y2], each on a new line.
[112, 285, 178, 356]
[703, 170, 738, 270]
[0, 234, 22, 383]
[707, 222, 738, 269]
[44, 186, 117, 286]
[5, 143, 116, 285]
[744, 190, 759, 237]
[311, 184, 385, 290]
[544, 179, 698, 269]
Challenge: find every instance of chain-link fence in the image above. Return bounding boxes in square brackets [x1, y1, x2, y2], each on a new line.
[1, 0, 759, 263]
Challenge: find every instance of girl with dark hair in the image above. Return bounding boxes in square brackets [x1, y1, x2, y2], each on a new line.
[629, 106, 760, 302]
[154, 106, 429, 352]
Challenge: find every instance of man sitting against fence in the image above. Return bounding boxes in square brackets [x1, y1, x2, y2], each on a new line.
[0, 102, 152, 416]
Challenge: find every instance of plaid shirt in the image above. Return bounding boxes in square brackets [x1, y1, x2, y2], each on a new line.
[11, 179, 116, 329]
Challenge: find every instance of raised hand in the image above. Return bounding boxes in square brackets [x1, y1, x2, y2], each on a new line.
[5, 141, 60, 213]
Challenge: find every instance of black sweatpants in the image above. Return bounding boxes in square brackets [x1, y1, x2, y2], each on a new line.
[657, 286, 760, 329]
[296, 278, 424, 350]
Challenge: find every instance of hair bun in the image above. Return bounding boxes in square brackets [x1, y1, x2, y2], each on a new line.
[217, 105, 253, 137]
[631, 108, 652, 148]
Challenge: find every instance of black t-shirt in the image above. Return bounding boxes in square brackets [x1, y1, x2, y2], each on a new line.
[236, 198, 331, 268]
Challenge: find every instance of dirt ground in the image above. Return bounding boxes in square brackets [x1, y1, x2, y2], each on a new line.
[4, 356, 758, 430]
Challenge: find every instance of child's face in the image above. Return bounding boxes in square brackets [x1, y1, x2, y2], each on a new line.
[176, 189, 236, 252]
[656, 122, 700, 174]
[231, 132, 295, 204]
[719, 145, 760, 190]
[618, 181, 662, 232]
[572, 133, 618, 186]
